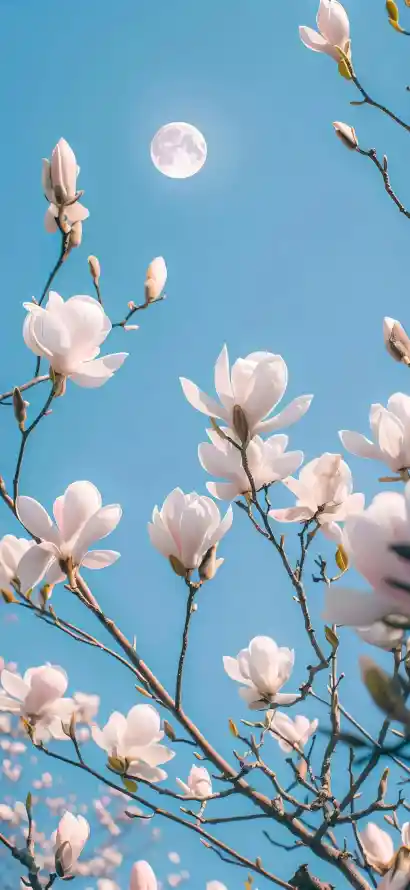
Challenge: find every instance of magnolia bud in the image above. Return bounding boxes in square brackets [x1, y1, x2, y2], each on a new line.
[53, 374, 67, 398]
[88, 255, 101, 284]
[69, 221, 82, 249]
[378, 767, 389, 800]
[198, 545, 220, 581]
[13, 388, 26, 431]
[384, 317, 410, 365]
[163, 720, 176, 741]
[129, 860, 158, 890]
[232, 404, 250, 447]
[333, 121, 358, 150]
[386, 0, 400, 22]
[144, 257, 167, 303]
[360, 656, 410, 724]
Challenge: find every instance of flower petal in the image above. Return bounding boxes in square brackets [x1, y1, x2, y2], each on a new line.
[256, 395, 313, 435]
[16, 496, 58, 543]
[72, 505, 122, 563]
[81, 549, 120, 569]
[179, 377, 228, 421]
[17, 545, 59, 593]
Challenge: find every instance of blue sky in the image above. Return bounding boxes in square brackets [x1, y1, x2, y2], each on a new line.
[1, 0, 410, 887]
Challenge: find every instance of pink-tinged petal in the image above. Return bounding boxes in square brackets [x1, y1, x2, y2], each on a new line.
[17, 545, 59, 593]
[238, 685, 266, 709]
[299, 25, 336, 56]
[179, 377, 228, 421]
[42, 159, 54, 203]
[47, 291, 65, 314]
[71, 505, 122, 563]
[70, 354, 128, 388]
[65, 202, 89, 224]
[61, 481, 102, 543]
[45, 560, 66, 586]
[323, 588, 395, 627]
[16, 496, 58, 543]
[129, 742, 175, 768]
[198, 442, 238, 479]
[255, 395, 313, 435]
[206, 481, 240, 501]
[214, 345, 234, 411]
[51, 138, 77, 199]
[320, 520, 343, 543]
[124, 704, 161, 748]
[80, 550, 120, 569]
[44, 206, 58, 233]
[211, 505, 233, 544]
[274, 693, 299, 705]
[0, 671, 29, 702]
[147, 517, 176, 559]
[317, 0, 350, 47]
[339, 430, 380, 461]
[223, 655, 245, 683]
[130, 861, 158, 890]
[269, 506, 314, 523]
[271, 451, 304, 480]
[377, 410, 404, 461]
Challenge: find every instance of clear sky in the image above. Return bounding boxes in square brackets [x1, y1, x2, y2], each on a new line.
[1, 0, 410, 887]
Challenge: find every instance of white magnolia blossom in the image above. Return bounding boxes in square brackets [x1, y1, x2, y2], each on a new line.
[340, 394, 410, 475]
[23, 292, 127, 388]
[129, 861, 158, 890]
[299, 0, 350, 62]
[148, 488, 232, 571]
[378, 857, 410, 890]
[42, 138, 89, 233]
[359, 822, 394, 871]
[0, 664, 74, 742]
[268, 711, 318, 753]
[73, 692, 100, 723]
[323, 485, 410, 628]
[16, 481, 122, 593]
[55, 811, 90, 873]
[0, 535, 34, 595]
[176, 765, 212, 798]
[355, 621, 405, 651]
[198, 430, 304, 501]
[180, 345, 312, 440]
[145, 257, 167, 301]
[269, 453, 364, 542]
[92, 704, 174, 782]
[223, 635, 297, 710]
[206, 883, 228, 890]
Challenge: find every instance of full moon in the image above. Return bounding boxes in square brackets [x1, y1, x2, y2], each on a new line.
[150, 122, 207, 179]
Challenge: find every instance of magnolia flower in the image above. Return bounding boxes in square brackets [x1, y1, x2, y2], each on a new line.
[145, 258, 167, 302]
[223, 635, 296, 709]
[384, 317, 410, 366]
[378, 850, 410, 890]
[15, 481, 122, 593]
[206, 884, 228, 890]
[92, 704, 174, 782]
[42, 138, 89, 233]
[323, 485, 410, 628]
[359, 823, 394, 872]
[180, 345, 312, 441]
[129, 861, 158, 890]
[299, 0, 350, 62]
[0, 535, 34, 596]
[198, 430, 304, 501]
[355, 621, 405, 650]
[148, 488, 232, 572]
[340, 394, 410, 476]
[73, 692, 100, 723]
[333, 121, 358, 150]
[23, 292, 127, 388]
[269, 453, 364, 542]
[176, 766, 212, 798]
[0, 664, 74, 741]
[55, 811, 90, 874]
[268, 711, 318, 753]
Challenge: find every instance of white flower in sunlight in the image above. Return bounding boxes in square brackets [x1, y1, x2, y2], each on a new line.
[129, 860, 158, 890]
[198, 430, 304, 501]
[269, 453, 364, 543]
[359, 823, 394, 872]
[206, 883, 228, 890]
[148, 488, 232, 572]
[0, 664, 74, 742]
[323, 484, 410, 628]
[73, 691, 100, 723]
[299, 0, 350, 62]
[23, 292, 127, 388]
[145, 257, 167, 302]
[180, 345, 312, 441]
[176, 765, 212, 798]
[340, 394, 410, 475]
[15, 480, 122, 593]
[42, 138, 89, 233]
[0, 535, 34, 595]
[268, 711, 318, 753]
[355, 621, 405, 650]
[223, 635, 297, 710]
[92, 704, 175, 782]
[55, 811, 90, 874]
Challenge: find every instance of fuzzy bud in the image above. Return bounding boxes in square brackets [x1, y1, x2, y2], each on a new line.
[169, 554, 187, 577]
[69, 221, 82, 249]
[333, 121, 358, 150]
[360, 656, 410, 724]
[88, 255, 100, 284]
[384, 317, 410, 366]
[232, 404, 250, 447]
[198, 544, 219, 581]
[13, 387, 27, 431]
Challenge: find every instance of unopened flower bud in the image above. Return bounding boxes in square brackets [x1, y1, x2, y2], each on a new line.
[378, 767, 389, 800]
[69, 221, 82, 249]
[199, 544, 219, 581]
[163, 720, 176, 741]
[333, 121, 358, 150]
[145, 256, 167, 303]
[384, 317, 410, 365]
[386, 0, 400, 23]
[232, 404, 250, 447]
[360, 656, 410, 724]
[123, 324, 139, 332]
[13, 387, 26, 431]
[128, 301, 136, 310]
[88, 255, 100, 284]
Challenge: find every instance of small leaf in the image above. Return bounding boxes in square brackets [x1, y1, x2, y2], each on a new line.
[386, 0, 399, 22]
[25, 791, 32, 813]
[122, 777, 138, 793]
[335, 545, 348, 572]
[338, 58, 352, 80]
[169, 554, 187, 577]
[108, 755, 125, 773]
[325, 625, 339, 650]
[229, 718, 240, 738]
[1, 588, 15, 604]
[193, 751, 204, 760]
[135, 685, 153, 698]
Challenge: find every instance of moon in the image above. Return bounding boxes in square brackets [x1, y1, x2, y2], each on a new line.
[150, 122, 207, 179]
